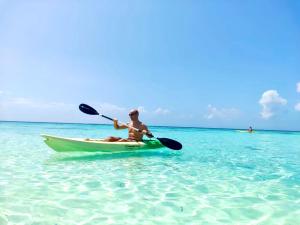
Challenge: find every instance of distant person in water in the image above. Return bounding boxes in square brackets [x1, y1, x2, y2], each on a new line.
[104, 109, 153, 142]
[248, 126, 253, 133]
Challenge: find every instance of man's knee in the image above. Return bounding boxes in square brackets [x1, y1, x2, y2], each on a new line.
[105, 136, 121, 142]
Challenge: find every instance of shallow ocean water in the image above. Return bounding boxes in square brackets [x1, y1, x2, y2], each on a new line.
[0, 121, 300, 225]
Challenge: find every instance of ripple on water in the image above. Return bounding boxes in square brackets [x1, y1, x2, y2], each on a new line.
[1, 122, 300, 224]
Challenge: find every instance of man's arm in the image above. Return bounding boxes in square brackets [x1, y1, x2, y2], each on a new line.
[142, 124, 154, 138]
[113, 119, 128, 130]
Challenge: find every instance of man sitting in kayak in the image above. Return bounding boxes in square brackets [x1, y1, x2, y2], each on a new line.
[104, 109, 153, 142]
[248, 126, 253, 133]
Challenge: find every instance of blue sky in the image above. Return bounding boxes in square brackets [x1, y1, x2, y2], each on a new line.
[0, 0, 300, 130]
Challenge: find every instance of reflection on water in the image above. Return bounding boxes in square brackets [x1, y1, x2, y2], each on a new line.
[48, 150, 179, 163]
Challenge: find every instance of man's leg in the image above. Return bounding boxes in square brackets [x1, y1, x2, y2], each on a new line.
[104, 136, 122, 142]
[117, 138, 137, 142]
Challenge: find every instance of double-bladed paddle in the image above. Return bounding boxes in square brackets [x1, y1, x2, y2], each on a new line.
[79, 103, 182, 150]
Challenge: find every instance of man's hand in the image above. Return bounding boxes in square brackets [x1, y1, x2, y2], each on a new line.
[114, 119, 128, 130]
[113, 119, 119, 129]
[142, 130, 154, 138]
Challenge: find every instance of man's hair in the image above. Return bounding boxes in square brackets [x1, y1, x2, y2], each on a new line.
[130, 109, 139, 115]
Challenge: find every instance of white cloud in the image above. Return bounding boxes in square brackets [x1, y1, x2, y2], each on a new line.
[137, 106, 147, 113]
[0, 92, 174, 122]
[10, 97, 35, 106]
[1, 94, 168, 116]
[154, 107, 170, 115]
[204, 104, 240, 120]
[2, 97, 74, 109]
[295, 103, 300, 112]
[259, 90, 287, 119]
[297, 82, 300, 93]
[0, 95, 79, 122]
[97, 102, 127, 113]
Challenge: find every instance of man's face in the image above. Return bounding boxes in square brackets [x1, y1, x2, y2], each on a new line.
[129, 110, 139, 121]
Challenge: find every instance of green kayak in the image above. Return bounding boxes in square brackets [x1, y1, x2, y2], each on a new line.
[41, 134, 163, 152]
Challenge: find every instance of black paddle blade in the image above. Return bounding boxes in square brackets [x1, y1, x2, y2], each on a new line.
[79, 104, 99, 115]
[157, 138, 182, 150]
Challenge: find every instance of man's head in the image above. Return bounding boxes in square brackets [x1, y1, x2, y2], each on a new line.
[129, 109, 139, 121]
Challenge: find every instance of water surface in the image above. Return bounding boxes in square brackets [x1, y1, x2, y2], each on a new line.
[0, 122, 300, 224]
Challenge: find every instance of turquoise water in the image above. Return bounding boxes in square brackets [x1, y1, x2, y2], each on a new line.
[0, 122, 300, 225]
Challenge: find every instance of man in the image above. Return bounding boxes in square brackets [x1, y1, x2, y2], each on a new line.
[104, 109, 153, 142]
[248, 126, 253, 133]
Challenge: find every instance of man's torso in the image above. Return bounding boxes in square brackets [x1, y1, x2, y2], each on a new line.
[128, 121, 146, 141]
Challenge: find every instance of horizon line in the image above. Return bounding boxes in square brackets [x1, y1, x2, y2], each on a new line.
[0, 120, 299, 133]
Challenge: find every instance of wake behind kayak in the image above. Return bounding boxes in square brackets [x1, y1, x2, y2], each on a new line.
[41, 134, 163, 152]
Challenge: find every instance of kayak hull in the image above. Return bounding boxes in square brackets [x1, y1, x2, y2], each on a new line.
[41, 134, 163, 152]
[236, 130, 255, 133]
